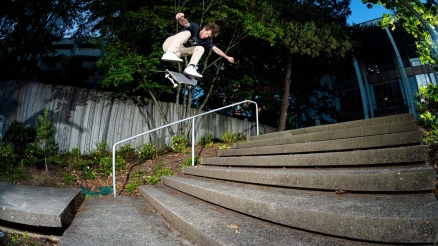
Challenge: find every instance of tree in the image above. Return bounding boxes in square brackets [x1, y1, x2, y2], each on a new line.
[80, 0, 281, 136]
[0, 0, 90, 80]
[275, 0, 352, 131]
[362, 0, 438, 64]
[35, 108, 58, 173]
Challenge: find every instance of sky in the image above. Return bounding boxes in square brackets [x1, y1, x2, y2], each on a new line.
[347, 0, 391, 25]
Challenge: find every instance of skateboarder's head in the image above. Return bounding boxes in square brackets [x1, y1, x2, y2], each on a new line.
[200, 23, 219, 39]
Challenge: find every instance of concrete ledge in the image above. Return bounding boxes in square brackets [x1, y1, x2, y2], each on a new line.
[206, 146, 428, 167]
[249, 113, 414, 141]
[162, 176, 438, 244]
[183, 164, 436, 192]
[0, 182, 82, 228]
[222, 131, 423, 156]
[236, 120, 419, 149]
[139, 184, 372, 246]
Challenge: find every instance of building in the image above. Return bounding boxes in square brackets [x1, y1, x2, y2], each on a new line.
[326, 18, 437, 123]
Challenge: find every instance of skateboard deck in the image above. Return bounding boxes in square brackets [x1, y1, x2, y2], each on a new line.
[165, 69, 197, 88]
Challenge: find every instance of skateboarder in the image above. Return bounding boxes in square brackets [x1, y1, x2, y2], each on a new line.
[161, 12, 235, 78]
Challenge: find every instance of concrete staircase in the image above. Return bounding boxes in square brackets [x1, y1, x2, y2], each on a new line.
[140, 113, 438, 245]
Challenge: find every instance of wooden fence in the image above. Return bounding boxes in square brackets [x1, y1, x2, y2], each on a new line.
[0, 81, 276, 154]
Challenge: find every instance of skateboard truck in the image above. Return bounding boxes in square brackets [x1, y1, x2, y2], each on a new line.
[165, 74, 179, 88]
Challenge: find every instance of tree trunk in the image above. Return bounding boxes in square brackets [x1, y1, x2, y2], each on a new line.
[277, 57, 292, 132]
[147, 90, 175, 137]
[45, 155, 48, 173]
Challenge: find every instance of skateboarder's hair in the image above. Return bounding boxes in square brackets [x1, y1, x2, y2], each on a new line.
[203, 23, 219, 38]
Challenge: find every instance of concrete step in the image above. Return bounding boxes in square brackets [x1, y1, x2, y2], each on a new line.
[182, 164, 436, 192]
[139, 184, 377, 246]
[221, 131, 423, 156]
[204, 145, 428, 167]
[236, 120, 419, 149]
[60, 196, 192, 246]
[249, 113, 414, 142]
[162, 175, 438, 244]
[0, 182, 82, 229]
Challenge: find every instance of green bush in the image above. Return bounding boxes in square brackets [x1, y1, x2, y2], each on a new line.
[117, 144, 134, 159]
[146, 164, 173, 185]
[124, 170, 147, 194]
[63, 172, 75, 186]
[138, 142, 158, 161]
[71, 147, 81, 158]
[98, 155, 125, 176]
[98, 157, 112, 176]
[125, 165, 173, 193]
[125, 181, 138, 194]
[180, 155, 200, 169]
[8, 161, 29, 183]
[5, 121, 36, 153]
[21, 143, 40, 166]
[0, 142, 15, 172]
[199, 133, 214, 147]
[220, 130, 246, 143]
[415, 84, 438, 158]
[50, 150, 70, 167]
[89, 141, 108, 162]
[0, 142, 26, 181]
[171, 135, 188, 153]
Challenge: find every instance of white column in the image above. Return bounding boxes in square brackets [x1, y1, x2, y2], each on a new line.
[352, 56, 370, 119]
[385, 27, 416, 114]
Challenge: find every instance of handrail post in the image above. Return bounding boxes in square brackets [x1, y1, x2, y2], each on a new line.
[192, 118, 195, 166]
[112, 144, 117, 197]
[255, 102, 259, 136]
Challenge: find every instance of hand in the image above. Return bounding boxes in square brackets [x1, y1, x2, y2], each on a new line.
[175, 13, 184, 20]
[227, 56, 235, 63]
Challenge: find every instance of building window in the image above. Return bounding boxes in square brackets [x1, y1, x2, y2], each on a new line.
[415, 73, 436, 88]
[372, 80, 405, 109]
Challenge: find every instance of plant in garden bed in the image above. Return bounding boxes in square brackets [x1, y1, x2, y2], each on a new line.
[138, 142, 158, 161]
[171, 135, 188, 153]
[220, 130, 246, 143]
[98, 155, 125, 177]
[218, 144, 230, 150]
[0, 141, 15, 176]
[199, 133, 214, 147]
[0, 142, 30, 183]
[124, 164, 173, 194]
[117, 144, 134, 159]
[180, 156, 200, 170]
[35, 108, 59, 172]
[63, 171, 76, 186]
[5, 121, 35, 153]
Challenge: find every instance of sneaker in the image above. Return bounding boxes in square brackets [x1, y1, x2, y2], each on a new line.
[183, 66, 202, 78]
[161, 52, 183, 62]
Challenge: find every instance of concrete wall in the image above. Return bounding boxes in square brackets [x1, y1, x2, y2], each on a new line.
[0, 81, 276, 153]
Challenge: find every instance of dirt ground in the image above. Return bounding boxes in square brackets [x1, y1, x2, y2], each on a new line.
[5, 145, 220, 195]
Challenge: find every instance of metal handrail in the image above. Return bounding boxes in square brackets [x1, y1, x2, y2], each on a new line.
[111, 100, 259, 197]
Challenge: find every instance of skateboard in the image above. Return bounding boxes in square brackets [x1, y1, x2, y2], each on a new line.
[165, 69, 198, 88]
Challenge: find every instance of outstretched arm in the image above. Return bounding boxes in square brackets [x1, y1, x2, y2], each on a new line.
[175, 13, 190, 28]
[212, 46, 235, 63]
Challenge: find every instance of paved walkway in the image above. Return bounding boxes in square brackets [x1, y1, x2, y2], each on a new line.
[60, 196, 193, 246]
